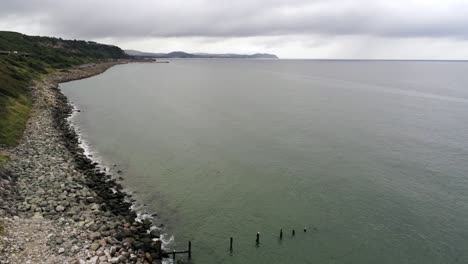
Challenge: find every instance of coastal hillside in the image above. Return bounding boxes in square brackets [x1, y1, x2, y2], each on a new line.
[0, 31, 128, 145]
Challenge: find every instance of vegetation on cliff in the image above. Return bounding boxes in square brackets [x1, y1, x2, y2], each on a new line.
[0, 31, 128, 145]
[0, 153, 9, 164]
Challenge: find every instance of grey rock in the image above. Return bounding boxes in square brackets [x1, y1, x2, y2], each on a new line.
[32, 212, 43, 219]
[89, 231, 101, 240]
[90, 203, 100, 211]
[71, 245, 80, 253]
[90, 242, 101, 251]
[110, 246, 117, 256]
[150, 229, 160, 238]
[86, 256, 99, 264]
[109, 256, 122, 264]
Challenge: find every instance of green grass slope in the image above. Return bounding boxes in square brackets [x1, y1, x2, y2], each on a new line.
[0, 31, 128, 145]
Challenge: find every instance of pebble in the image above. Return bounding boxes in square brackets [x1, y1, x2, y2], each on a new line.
[110, 246, 117, 256]
[55, 205, 65, 212]
[90, 242, 101, 251]
[109, 256, 122, 263]
[86, 256, 98, 264]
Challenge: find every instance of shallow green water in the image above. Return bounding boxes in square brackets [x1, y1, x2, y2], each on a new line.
[61, 60, 468, 263]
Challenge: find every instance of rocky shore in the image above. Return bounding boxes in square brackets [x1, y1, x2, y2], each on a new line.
[0, 62, 167, 264]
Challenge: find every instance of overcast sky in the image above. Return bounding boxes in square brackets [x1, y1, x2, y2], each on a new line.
[1, 0, 468, 59]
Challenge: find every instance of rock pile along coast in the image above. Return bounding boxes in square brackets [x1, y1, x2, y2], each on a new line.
[0, 62, 166, 264]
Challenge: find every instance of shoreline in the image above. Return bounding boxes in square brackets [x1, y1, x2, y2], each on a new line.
[0, 61, 168, 264]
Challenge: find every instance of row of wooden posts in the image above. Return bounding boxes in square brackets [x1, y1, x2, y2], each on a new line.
[169, 228, 308, 261]
[252, 227, 307, 247]
[169, 241, 192, 260]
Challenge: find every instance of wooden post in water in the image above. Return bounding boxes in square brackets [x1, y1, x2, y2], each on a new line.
[280, 229, 283, 240]
[292, 229, 296, 236]
[256, 232, 260, 245]
[230, 237, 233, 251]
[188, 241, 192, 259]
[172, 250, 176, 260]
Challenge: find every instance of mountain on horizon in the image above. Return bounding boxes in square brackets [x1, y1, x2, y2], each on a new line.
[125, 49, 278, 59]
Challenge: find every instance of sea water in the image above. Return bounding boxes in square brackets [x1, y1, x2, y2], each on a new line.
[61, 60, 468, 264]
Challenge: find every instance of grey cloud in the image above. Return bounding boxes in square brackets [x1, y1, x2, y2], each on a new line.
[1, 0, 468, 40]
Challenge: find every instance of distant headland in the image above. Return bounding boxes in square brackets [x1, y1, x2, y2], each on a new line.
[125, 49, 279, 59]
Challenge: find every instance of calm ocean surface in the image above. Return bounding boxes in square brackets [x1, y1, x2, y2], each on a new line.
[61, 60, 468, 264]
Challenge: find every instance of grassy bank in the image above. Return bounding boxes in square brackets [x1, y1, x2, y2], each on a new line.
[0, 153, 9, 164]
[0, 31, 128, 145]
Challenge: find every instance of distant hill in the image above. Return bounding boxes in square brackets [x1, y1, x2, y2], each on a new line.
[125, 49, 279, 59]
[124, 50, 166, 57]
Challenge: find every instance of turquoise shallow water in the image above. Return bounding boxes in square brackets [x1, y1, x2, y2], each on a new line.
[61, 60, 468, 264]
